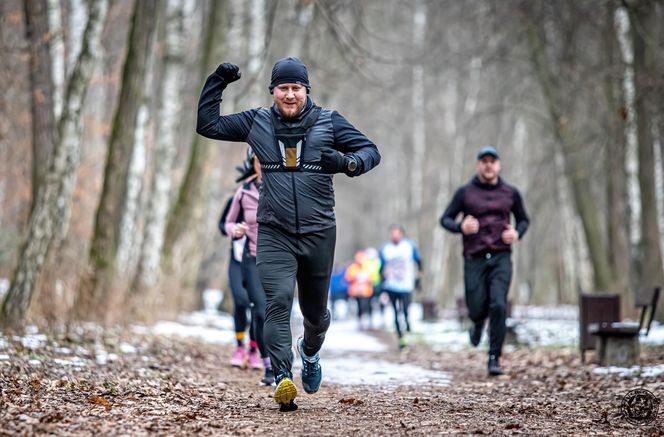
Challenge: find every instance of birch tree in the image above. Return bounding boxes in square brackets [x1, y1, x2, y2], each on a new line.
[163, 0, 227, 263]
[1, 0, 108, 330]
[134, 0, 188, 291]
[79, 0, 157, 319]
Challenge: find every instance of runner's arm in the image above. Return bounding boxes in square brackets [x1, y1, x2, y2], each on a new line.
[223, 187, 244, 238]
[512, 188, 530, 239]
[440, 188, 465, 233]
[196, 71, 258, 142]
[331, 111, 381, 176]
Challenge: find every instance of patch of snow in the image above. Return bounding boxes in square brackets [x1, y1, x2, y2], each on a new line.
[0, 354, 9, 360]
[0, 338, 8, 349]
[202, 288, 223, 313]
[0, 278, 9, 299]
[28, 359, 41, 366]
[178, 311, 234, 331]
[324, 320, 387, 353]
[14, 334, 47, 350]
[593, 364, 664, 378]
[54, 347, 72, 355]
[119, 342, 137, 354]
[322, 357, 450, 387]
[147, 321, 234, 345]
[54, 356, 86, 367]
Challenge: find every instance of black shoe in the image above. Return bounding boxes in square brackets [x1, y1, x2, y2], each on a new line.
[488, 355, 503, 376]
[260, 368, 275, 386]
[469, 323, 483, 347]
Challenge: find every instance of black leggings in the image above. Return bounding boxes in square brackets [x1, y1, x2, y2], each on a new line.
[228, 253, 253, 341]
[241, 251, 268, 358]
[257, 224, 335, 376]
[386, 290, 412, 338]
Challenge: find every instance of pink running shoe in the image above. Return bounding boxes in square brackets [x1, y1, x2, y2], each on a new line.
[230, 346, 247, 368]
[248, 350, 263, 370]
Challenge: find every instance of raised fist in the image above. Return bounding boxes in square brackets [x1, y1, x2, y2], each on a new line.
[215, 63, 241, 84]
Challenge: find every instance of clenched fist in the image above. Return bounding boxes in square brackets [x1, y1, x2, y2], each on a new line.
[215, 63, 241, 84]
[461, 215, 479, 235]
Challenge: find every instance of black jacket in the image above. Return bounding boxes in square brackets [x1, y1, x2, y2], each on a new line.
[197, 71, 381, 234]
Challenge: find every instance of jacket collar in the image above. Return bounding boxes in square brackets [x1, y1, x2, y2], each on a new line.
[471, 175, 503, 189]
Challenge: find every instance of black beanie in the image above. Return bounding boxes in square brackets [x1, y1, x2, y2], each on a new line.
[269, 57, 310, 92]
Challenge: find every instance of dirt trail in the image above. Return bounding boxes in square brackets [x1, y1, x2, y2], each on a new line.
[1, 326, 663, 436]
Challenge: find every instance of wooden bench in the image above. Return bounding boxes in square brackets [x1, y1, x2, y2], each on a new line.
[579, 293, 620, 363]
[585, 287, 660, 367]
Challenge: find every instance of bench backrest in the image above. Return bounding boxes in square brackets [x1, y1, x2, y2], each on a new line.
[579, 293, 620, 353]
[636, 287, 660, 335]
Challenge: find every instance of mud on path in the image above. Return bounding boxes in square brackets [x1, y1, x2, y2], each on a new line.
[1, 326, 663, 436]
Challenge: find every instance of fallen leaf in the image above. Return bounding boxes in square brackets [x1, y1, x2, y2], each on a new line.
[88, 395, 112, 410]
[505, 423, 520, 430]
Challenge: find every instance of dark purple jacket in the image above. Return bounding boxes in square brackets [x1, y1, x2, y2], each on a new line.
[440, 176, 529, 257]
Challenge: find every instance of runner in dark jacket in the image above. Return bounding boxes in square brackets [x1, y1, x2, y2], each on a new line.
[197, 57, 380, 411]
[440, 146, 529, 376]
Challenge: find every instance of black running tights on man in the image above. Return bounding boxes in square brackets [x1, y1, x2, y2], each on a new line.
[257, 224, 336, 377]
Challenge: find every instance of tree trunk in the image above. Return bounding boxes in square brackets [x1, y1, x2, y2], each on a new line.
[522, 5, 614, 291]
[1, 0, 108, 331]
[79, 0, 157, 319]
[25, 0, 56, 211]
[133, 0, 187, 291]
[630, 0, 664, 308]
[409, 0, 426, 244]
[604, 0, 633, 315]
[163, 0, 227, 263]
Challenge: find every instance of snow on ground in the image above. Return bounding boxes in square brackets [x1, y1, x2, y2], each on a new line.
[593, 364, 664, 378]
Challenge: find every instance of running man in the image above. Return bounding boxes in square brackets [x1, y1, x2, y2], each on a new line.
[440, 146, 529, 376]
[379, 225, 422, 349]
[197, 57, 381, 410]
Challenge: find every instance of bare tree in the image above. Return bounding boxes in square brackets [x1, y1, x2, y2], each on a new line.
[629, 0, 664, 309]
[1, 0, 108, 330]
[163, 0, 227, 263]
[25, 0, 56, 210]
[133, 0, 188, 291]
[78, 0, 157, 320]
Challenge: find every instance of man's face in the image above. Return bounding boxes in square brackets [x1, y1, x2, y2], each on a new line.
[273, 83, 307, 118]
[390, 228, 403, 244]
[476, 156, 501, 183]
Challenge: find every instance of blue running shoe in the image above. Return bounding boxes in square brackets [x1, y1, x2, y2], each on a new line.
[274, 370, 298, 411]
[297, 336, 322, 394]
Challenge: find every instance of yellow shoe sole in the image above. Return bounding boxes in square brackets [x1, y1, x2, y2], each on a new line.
[274, 377, 298, 405]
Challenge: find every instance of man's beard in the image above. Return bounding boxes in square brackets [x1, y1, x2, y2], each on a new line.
[278, 101, 305, 118]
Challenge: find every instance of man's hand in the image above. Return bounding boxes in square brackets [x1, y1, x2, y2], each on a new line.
[320, 149, 353, 175]
[215, 63, 241, 84]
[461, 215, 479, 235]
[501, 224, 519, 245]
[233, 222, 248, 239]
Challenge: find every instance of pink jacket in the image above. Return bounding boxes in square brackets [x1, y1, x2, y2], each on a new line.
[224, 178, 260, 257]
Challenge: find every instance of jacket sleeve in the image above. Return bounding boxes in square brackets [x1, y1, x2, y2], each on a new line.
[224, 187, 244, 238]
[331, 111, 381, 176]
[512, 188, 530, 238]
[440, 187, 465, 233]
[196, 71, 259, 142]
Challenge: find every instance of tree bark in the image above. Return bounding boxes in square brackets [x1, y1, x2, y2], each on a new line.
[1, 0, 108, 331]
[25, 0, 56, 211]
[133, 0, 187, 291]
[603, 0, 633, 315]
[80, 0, 157, 319]
[630, 0, 664, 309]
[163, 0, 227, 263]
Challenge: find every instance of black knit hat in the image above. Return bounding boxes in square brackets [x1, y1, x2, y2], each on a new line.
[269, 57, 310, 92]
